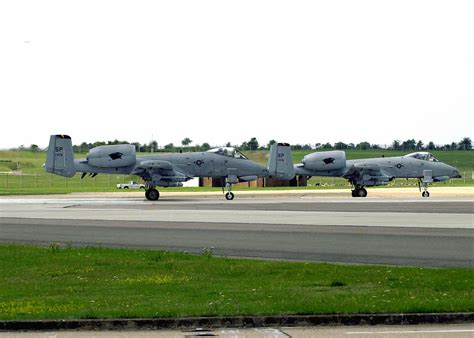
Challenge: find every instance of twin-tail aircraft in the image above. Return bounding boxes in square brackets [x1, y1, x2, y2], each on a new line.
[44, 135, 294, 201]
[295, 150, 461, 197]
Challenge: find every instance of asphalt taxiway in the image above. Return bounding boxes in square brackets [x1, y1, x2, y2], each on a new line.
[1, 324, 474, 337]
[0, 189, 473, 267]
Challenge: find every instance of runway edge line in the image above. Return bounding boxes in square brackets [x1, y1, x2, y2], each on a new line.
[1, 313, 473, 331]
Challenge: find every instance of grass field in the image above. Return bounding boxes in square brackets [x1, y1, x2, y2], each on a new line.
[0, 149, 472, 194]
[0, 244, 472, 320]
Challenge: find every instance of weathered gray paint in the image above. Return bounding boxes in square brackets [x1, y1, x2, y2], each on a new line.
[44, 135, 294, 198]
[295, 151, 461, 196]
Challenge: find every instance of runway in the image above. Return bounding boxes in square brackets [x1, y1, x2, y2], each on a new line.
[0, 192, 473, 267]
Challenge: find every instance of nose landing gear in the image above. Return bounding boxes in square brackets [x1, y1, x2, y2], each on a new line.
[418, 179, 431, 198]
[224, 182, 235, 200]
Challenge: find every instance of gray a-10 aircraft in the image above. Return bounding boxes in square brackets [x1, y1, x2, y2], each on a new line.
[295, 150, 461, 197]
[44, 135, 294, 200]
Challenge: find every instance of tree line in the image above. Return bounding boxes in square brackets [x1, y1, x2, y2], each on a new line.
[13, 137, 472, 153]
[319, 137, 472, 151]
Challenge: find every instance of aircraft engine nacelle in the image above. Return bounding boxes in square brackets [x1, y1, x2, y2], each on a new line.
[302, 151, 346, 171]
[87, 144, 136, 168]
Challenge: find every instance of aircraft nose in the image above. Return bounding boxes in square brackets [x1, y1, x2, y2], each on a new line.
[451, 168, 461, 178]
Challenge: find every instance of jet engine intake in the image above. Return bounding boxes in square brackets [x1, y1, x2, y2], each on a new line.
[87, 144, 136, 168]
[302, 151, 346, 171]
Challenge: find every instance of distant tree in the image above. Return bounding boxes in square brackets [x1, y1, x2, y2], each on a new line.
[149, 140, 158, 152]
[131, 142, 141, 152]
[226, 142, 232, 147]
[348, 143, 355, 149]
[315, 143, 322, 149]
[247, 137, 259, 151]
[29, 144, 40, 152]
[302, 144, 312, 150]
[391, 140, 401, 150]
[334, 142, 348, 150]
[427, 141, 436, 150]
[450, 142, 457, 150]
[240, 141, 248, 150]
[164, 143, 174, 150]
[357, 141, 371, 150]
[181, 137, 192, 147]
[79, 142, 89, 153]
[371, 144, 380, 150]
[416, 140, 424, 150]
[107, 139, 128, 145]
[458, 137, 472, 150]
[201, 143, 211, 151]
[401, 139, 416, 151]
[322, 142, 332, 150]
[291, 144, 303, 150]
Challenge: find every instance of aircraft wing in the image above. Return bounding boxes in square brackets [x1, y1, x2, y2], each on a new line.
[131, 160, 192, 186]
[345, 162, 381, 175]
[344, 162, 392, 186]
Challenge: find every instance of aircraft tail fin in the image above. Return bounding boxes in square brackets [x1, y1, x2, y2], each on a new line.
[267, 143, 295, 180]
[44, 135, 76, 177]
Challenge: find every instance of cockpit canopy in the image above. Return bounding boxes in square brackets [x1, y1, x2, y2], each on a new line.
[405, 152, 439, 162]
[207, 147, 248, 159]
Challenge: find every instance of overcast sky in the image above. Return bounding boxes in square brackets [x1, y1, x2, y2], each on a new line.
[0, 0, 472, 149]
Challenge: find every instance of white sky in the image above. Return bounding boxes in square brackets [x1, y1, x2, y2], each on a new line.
[0, 0, 473, 149]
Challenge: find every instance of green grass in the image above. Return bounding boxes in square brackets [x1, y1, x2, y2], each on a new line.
[0, 150, 472, 195]
[0, 244, 472, 320]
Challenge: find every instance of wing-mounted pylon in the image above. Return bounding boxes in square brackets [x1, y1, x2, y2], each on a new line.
[132, 160, 192, 187]
[344, 163, 392, 187]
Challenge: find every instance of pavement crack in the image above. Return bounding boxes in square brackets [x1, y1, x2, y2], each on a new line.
[62, 204, 80, 208]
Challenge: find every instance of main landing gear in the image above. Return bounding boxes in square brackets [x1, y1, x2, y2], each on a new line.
[351, 186, 367, 198]
[145, 188, 160, 201]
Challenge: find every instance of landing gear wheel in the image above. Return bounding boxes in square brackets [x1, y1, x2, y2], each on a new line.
[145, 188, 160, 201]
[225, 192, 235, 200]
[422, 191, 430, 198]
[351, 187, 367, 197]
[358, 188, 367, 197]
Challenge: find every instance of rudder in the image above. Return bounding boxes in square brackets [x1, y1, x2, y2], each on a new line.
[44, 135, 76, 177]
[268, 143, 295, 180]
